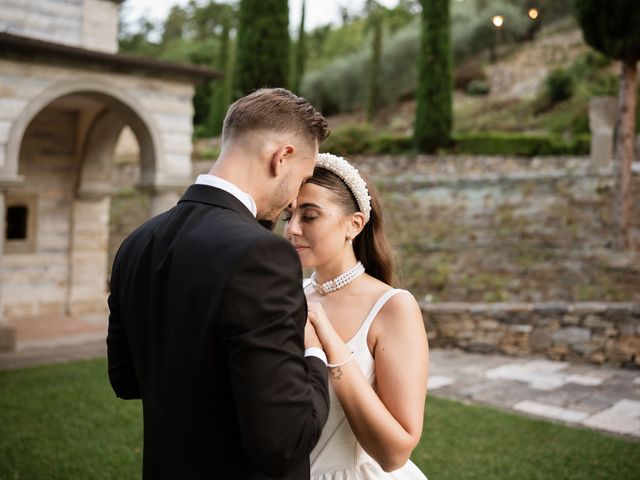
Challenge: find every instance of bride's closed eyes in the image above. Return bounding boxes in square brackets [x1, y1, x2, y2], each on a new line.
[282, 202, 323, 223]
[281, 209, 320, 223]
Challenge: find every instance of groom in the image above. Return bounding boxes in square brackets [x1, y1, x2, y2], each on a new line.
[107, 88, 331, 479]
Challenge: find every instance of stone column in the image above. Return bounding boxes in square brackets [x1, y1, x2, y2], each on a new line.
[589, 96, 618, 169]
[0, 189, 16, 350]
[67, 194, 111, 317]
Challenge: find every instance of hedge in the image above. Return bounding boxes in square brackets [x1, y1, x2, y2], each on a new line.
[321, 125, 590, 157]
[450, 132, 590, 156]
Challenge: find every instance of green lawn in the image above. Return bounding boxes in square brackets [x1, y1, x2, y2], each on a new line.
[1, 359, 638, 480]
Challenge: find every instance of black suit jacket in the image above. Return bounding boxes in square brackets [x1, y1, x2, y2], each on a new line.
[107, 184, 330, 479]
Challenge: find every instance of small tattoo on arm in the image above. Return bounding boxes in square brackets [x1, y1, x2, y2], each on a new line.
[331, 367, 344, 380]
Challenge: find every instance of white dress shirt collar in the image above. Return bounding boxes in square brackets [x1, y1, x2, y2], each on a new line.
[195, 174, 257, 218]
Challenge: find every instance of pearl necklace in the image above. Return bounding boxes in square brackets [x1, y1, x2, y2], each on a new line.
[310, 261, 365, 296]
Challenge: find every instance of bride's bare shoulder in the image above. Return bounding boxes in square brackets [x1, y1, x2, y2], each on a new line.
[371, 284, 423, 335]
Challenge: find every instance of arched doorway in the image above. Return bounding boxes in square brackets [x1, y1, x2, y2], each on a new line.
[2, 87, 160, 320]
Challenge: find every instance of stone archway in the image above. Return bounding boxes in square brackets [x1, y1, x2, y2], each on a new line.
[1, 84, 167, 321]
[4, 80, 164, 185]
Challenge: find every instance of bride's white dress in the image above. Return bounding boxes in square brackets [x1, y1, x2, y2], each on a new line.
[309, 287, 428, 480]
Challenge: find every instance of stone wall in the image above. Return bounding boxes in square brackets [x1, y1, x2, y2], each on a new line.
[2, 109, 78, 317]
[0, 0, 119, 53]
[422, 302, 640, 367]
[349, 154, 640, 303]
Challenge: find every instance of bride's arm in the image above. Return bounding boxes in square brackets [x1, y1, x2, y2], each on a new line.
[307, 294, 429, 472]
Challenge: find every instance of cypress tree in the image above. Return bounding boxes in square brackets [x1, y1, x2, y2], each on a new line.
[234, 0, 290, 98]
[414, 0, 452, 152]
[291, 0, 306, 93]
[208, 10, 232, 136]
[574, 0, 640, 249]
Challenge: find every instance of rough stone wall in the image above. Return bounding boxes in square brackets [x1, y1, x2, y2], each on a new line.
[0, 0, 118, 53]
[422, 302, 640, 367]
[2, 109, 77, 317]
[349, 155, 640, 303]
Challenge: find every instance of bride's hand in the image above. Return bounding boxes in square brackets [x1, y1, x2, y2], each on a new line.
[307, 302, 334, 342]
[304, 319, 322, 349]
[307, 303, 348, 361]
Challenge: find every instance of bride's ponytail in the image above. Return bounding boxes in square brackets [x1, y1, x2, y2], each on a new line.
[352, 180, 394, 285]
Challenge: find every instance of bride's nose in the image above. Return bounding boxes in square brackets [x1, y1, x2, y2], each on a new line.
[286, 214, 303, 237]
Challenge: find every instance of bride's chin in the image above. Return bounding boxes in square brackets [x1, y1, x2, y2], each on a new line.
[299, 257, 316, 269]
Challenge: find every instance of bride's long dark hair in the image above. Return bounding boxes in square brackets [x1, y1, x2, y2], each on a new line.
[306, 166, 395, 285]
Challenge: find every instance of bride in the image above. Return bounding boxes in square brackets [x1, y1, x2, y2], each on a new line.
[283, 153, 429, 479]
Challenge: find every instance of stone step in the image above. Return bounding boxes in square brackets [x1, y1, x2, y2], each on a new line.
[2, 314, 107, 352]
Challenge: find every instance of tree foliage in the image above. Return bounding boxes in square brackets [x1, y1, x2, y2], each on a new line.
[302, 21, 420, 117]
[234, 0, 290, 98]
[161, 5, 188, 45]
[118, 1, 237, 132]
[573, 0, 640, 62]
[574, 0, 640, 249]
[208, 8, 233, 136]
[366, 2, 384, 122]
[414, 0, 453, 152]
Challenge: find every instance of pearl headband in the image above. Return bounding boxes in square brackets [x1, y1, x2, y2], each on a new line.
[316, 153, 372, 223]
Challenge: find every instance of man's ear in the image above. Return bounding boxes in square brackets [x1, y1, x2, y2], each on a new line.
[269, 144, 295, 177]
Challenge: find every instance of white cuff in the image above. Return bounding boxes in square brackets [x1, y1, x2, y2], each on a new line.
[304, 347, 328, 366]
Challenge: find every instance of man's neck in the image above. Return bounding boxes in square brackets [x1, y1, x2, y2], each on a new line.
[209, 157, 254, 196]
[208, 152, 267, 217]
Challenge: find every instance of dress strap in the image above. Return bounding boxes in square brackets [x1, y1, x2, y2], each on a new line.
[353, 289, 406, 342]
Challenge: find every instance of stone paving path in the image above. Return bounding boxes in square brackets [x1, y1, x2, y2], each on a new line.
[428, 349, 640, 439]
[1, 340, 639, 439]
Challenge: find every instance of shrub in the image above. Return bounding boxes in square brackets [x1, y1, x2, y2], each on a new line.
[193, 124, 211, 139]
[454, 60, 486, 90]
[320, 124, 376, 156]
[302, 50, 369, 115]
[369, 133, 415, 154]
[467, 80, 491, 96]
[546, 68, 574, 104]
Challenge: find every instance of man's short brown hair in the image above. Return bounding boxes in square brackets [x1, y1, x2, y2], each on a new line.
[222, 88, 330, 146]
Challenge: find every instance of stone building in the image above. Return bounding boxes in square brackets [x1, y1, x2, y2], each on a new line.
[0, 0, 219, 349]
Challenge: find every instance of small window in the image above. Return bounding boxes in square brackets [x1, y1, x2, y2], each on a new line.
[4, 193, 37, 254]
[6, 205, 28, 240]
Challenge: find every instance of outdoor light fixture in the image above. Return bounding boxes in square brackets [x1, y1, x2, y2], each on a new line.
[528, 8, 539, 20]
[492, 15, 504, 28]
